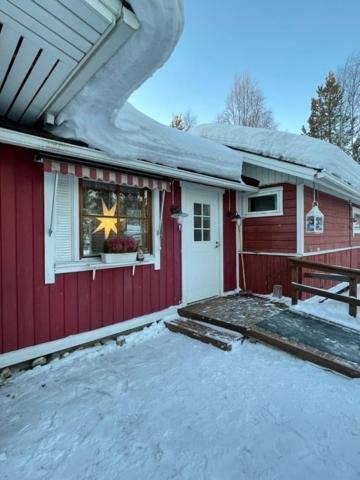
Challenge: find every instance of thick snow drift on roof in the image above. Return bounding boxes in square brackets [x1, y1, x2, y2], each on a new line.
[192, 124, 360, 189]
[52, 0, 244, 181]
[55, 102, 244, 180]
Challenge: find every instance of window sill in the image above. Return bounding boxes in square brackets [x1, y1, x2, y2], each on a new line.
[55, 256, 156, 275]
[242, 210, 283, 218]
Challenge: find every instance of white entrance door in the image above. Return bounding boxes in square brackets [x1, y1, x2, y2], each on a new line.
[182, 184, 222, 303]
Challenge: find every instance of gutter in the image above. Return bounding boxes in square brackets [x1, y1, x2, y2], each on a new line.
[0, 127, 257, 192]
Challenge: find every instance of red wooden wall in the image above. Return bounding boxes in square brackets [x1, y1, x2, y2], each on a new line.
[223, 190, 237, 292]
[304, 186, 360, 252]
[242, 183, 296, 253]
[0, 144, 182, 354]
[241, 249, 360, 297]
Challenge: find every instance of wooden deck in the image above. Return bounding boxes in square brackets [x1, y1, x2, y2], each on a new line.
[178, 295, 360, 378]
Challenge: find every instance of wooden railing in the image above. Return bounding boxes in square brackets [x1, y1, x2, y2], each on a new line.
[289, 258, 360, 318]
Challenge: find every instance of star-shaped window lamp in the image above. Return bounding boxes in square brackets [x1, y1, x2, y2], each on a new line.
[93, 199, 118, 240]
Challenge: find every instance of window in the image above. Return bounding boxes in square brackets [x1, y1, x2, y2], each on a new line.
[44, 171, 161, 284]
[353, 207, 360, 234]
[193, 202, 211, 241]
[80, 180, 152, 257]
[243, 187, 283, 217]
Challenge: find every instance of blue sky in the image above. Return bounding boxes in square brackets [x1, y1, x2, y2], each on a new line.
[130, 0, 360, 133]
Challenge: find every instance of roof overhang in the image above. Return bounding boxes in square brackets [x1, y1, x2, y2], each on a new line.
[242, 151, 360, 204]
[0, 127, 257, 192]
[0, 0, 138, 125]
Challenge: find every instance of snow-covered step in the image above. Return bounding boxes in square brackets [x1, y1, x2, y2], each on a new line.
[165, 319, 242, 351]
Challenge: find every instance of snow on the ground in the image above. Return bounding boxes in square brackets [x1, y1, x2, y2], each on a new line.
[2, 322, 360, 480]
[293, 283, 360, 332]
[192, 123, 360, 190]
[52, 2, 245, 181]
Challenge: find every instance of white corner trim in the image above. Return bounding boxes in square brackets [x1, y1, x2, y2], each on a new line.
[242, 186, 283, 218]
[296, 183, 305, 255]
[0, 305, 181, 369]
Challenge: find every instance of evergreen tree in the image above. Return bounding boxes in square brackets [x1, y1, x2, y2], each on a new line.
[302, 72, 351, 152]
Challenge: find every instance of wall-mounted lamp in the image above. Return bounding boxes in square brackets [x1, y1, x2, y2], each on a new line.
[170, 205, 188, 228]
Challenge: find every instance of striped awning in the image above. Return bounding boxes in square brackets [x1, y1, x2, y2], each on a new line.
[43, 159, 171, 192]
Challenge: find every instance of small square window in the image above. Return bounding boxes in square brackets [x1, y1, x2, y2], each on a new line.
[194, 229, 202, 241]
[244, 187, 283, 218]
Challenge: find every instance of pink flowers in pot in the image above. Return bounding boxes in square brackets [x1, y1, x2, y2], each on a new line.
[104, 236, 138, 253]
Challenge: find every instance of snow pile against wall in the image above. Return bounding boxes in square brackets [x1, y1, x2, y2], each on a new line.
[192, 124, 360, 189]
[52, 1, 244, 181]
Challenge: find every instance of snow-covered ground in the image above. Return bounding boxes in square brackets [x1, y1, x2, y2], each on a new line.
[2, 322, 360, 480]
[293, 283, 360, 332]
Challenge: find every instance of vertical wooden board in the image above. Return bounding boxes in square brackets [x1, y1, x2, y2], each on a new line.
[113, 268, 124, 324]
[49, 276, 64, 341]
[142, 266, 152, 316]
[32, 160, 50, 346]
[0, 149, 18, 352]
[78, 272, 91, 332]
[101, 269, 113, 326]
[15, 154, 35, 348]
[132, 267, 143, 318]
[64, 273, 78, 336]
[150, 268, 160, 313]
[166, 220, 175, 308]
[90, 270, 102, 330]
[123, 267, 133, 320]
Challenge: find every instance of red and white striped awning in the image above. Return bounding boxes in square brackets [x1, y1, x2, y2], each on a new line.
[43, 159, 171, 192]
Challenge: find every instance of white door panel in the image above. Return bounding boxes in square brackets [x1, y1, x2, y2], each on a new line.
[182, 185, 222, 303]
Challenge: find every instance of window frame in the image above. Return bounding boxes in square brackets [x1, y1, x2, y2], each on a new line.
[242, 186, 283, 218]
[79, 179, 153, 259]
[44, 172, 161, 284]
[353, 206, 360, 235]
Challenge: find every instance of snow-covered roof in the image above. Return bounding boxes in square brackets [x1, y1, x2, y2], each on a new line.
[192, 124, 360, 190]
[54, 102, 245, 181]
[51, 0, 246, 182]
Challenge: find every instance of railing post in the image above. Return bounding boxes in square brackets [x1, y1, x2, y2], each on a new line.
[349, 277, 357, 318]
[291, 262, 300, 305]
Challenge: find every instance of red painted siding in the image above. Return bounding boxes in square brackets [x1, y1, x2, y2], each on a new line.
[240, 254, 291, 296]
[243, 183, 296, 253]
[0, 144, 181, 354]
[304, 186, 360, 252]
[223, 190, 237, 292]
[241, 249, 360, 297]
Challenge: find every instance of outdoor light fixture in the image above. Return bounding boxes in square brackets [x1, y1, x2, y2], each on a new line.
[231, 212, 242, 226]
[170, 205, 188, 228]
[306, 201, 324, 233]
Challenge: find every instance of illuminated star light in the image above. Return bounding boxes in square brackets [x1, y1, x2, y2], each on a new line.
[93, 199, 118, 239]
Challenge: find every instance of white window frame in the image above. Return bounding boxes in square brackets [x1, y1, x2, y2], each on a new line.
[242, 186, 283, 218]
[353, 206, 360, 235]
[44, 173, 161, 284]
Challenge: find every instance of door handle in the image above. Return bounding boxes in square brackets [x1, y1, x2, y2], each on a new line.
[215, 241, 220, 248]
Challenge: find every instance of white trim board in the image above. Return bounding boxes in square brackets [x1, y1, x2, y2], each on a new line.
[241, 246, 360, 257]
[296, 182, 305, 255]
[0, 306, 180, 369]
[0, 128, 256, 192]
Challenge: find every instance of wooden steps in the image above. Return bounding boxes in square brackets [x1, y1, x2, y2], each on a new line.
[165, 319, 242, 351]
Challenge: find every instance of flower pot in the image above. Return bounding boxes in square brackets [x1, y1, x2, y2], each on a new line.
[101, 252, 137, 264]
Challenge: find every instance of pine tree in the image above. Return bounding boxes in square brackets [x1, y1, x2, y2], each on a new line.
[302, 72, 351, 152]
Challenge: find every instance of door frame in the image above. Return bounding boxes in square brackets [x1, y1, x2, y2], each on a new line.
[181, 181, 224, 304]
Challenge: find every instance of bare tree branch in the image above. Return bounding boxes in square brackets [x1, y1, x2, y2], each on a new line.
[217, 73, 277, 129]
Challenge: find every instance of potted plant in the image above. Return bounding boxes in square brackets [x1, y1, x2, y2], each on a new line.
[101, 236, 139, 264]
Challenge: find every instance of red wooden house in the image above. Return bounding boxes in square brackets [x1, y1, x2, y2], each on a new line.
[1, 0, 360, 369]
